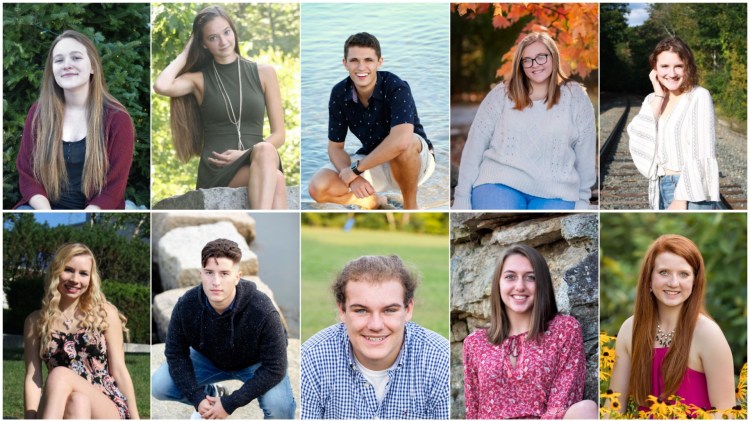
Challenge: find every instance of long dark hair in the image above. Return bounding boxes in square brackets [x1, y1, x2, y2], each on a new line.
[487, 243, 558, 344]
[169, 5, 241, 162]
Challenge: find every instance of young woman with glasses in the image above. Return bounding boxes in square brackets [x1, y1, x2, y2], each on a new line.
[453, 32, 595, 210]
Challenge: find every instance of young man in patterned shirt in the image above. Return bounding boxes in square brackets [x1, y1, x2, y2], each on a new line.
[301, 255, 449, 419]
[308, 32, 435, 210]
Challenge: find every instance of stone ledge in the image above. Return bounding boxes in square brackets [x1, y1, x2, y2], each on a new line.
[154, 186, 300, 210]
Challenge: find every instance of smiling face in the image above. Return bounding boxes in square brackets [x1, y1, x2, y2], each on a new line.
[57, 254, 92, 303]
[654, 51, 686, 94]
[343, 46, 382, 95]
[200, 256, 240, 312]
[51, 37, 93, 93]
[499, 254, 537, 317]
[201, 17, 237, 63]
[338, 279, 413, 371]
[521, 41, 553, 87]
[651, 251, 694, 309]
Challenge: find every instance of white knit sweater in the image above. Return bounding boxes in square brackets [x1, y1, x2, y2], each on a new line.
[627, 86, 719, 209]
[453, 82, 596, 210]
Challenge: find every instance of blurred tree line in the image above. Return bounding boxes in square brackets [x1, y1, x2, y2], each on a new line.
[2, 3, 151, 208]
[302, 212, 448, 235]
[151, 3, 300, 203]
[3, 213, 150, 343]
[601, 3, 747, 123]
[451, 3, 599, 101]
[600, 213, 747, 374]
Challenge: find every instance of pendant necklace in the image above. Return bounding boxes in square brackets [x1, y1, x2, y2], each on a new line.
[212, 56, 244, 150]
[656, 321, 675, 347]
[61, 308, 77, 330]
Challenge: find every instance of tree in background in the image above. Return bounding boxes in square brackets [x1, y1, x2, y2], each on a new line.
[600, 213, 747, 374]
[452, 3, 598, 99]
[151, 3, 300, 202]
[2, 3, 151, 208]
[3, 213, 151, 343]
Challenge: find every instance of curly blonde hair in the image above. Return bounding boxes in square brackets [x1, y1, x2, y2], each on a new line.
[37, 243, 128, 358]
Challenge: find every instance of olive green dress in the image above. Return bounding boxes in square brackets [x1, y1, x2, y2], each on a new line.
[198, 58, 266, 188]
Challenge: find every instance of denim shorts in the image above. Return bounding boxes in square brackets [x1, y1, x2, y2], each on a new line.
[658, 175, 718, 210]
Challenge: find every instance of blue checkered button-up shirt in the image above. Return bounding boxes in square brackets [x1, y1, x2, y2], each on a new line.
[301, 322, 449, 419]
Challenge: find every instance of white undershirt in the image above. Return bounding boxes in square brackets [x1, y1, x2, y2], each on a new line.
[354, 357, 393, 404]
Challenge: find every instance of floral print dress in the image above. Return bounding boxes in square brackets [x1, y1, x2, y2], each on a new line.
[43, 328, 130, 419]
[462, 314, 586, 419]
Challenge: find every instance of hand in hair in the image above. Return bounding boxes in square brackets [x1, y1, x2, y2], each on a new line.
[208, 149, 246, 167]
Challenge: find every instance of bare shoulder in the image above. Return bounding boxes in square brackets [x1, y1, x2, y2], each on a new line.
[103, 302, 121, 321]
[693, 314, 727, 343]
[24, 310, 41, 330]
[257, 62, 279, 84]
[616, 316, 634, 353]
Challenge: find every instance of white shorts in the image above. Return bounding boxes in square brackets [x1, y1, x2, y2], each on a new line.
[323, 134, 435, 192]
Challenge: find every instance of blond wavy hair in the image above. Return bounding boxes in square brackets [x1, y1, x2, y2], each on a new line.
[37, 243, 128, 358]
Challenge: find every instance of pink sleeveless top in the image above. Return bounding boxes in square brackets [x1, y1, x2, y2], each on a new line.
[652, 347, 711, 409]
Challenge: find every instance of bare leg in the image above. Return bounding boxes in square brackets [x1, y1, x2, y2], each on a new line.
[308, 169, 384, 209]
[228, 143, 281, 210]
[389, 135, 422, 209]
[38, 367, 120, 419]
[563, 400, 598, 419]
[272, 170, 288, 209]
[64, 392, 92, 419]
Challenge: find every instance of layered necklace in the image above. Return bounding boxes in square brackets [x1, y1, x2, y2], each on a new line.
[212, 56, 244, 150]
[656, 321, 675, 347]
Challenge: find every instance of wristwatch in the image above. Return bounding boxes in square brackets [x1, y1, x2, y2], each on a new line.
[351, 160, 363, 176]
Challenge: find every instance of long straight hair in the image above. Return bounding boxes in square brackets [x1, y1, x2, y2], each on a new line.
[37, 243, 129, 359]
[33, 30, 126, 202]
[629, 234, 708, 405]
[169, 5, 242, 162]
[506, 32, 568, 110]
[487, 243, 558, 344]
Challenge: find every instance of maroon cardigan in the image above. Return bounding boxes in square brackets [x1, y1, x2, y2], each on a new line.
[15, 103, 135, 209]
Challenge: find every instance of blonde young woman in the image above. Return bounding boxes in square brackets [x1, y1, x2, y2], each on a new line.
[627, 37, 720, 210]
[453, 32, 595, 210]
[606, 235, 735, 416]
[23, 243, 139, 419]
[15, 30, 134, 210]
[154, 5, 286, 209]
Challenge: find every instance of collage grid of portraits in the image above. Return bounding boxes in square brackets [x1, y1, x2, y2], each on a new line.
[0, 1, 749, 421]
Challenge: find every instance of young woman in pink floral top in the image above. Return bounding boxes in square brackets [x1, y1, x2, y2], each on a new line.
[462, 243, 597, 419]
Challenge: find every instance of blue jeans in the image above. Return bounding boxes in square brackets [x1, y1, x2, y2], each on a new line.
[151, 348, 296, 419]
[471, 183, 575, 210]
[658, 175, 718, 210]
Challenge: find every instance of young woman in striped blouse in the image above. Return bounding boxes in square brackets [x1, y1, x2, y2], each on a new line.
[627, 37, 720, 210]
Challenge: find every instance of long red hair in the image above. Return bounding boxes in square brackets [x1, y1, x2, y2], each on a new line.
[630, 234, 708, 405]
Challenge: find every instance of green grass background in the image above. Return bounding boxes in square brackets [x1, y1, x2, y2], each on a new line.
[3, 349, 151, 419]
[301, 226, 449, 342]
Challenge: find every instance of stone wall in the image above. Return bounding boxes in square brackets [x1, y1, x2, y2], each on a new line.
[450, 212, 599, 419]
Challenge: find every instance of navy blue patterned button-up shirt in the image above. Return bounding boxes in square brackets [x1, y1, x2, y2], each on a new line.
[301, 322, 449, 419]
[328, 71, 432, 155]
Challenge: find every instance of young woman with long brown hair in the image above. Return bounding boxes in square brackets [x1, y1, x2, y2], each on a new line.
[627, 38, 720, 210]
[23, 243, 139, 419]
[453, 32, 595, 210]
[154, 5, 286, 209]
[462, 244, 597, 419]
[607, 235, 735, 415]
[14, 30, 134, 210]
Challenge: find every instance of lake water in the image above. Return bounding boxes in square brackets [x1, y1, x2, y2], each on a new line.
[300, 3, 450, 208]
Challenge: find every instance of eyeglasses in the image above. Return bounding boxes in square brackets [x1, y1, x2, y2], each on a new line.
[521, 54, 549, 68]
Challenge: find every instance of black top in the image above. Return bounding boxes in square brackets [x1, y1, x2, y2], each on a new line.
[328, 71, 432, 155]
[51, 138, 86, 209]
[165, 280, 288, 415]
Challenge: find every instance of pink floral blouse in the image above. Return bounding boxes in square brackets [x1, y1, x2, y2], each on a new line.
[462, 314, 586, 419]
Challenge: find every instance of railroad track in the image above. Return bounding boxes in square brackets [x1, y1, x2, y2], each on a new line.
[599, 96, 746, 210]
